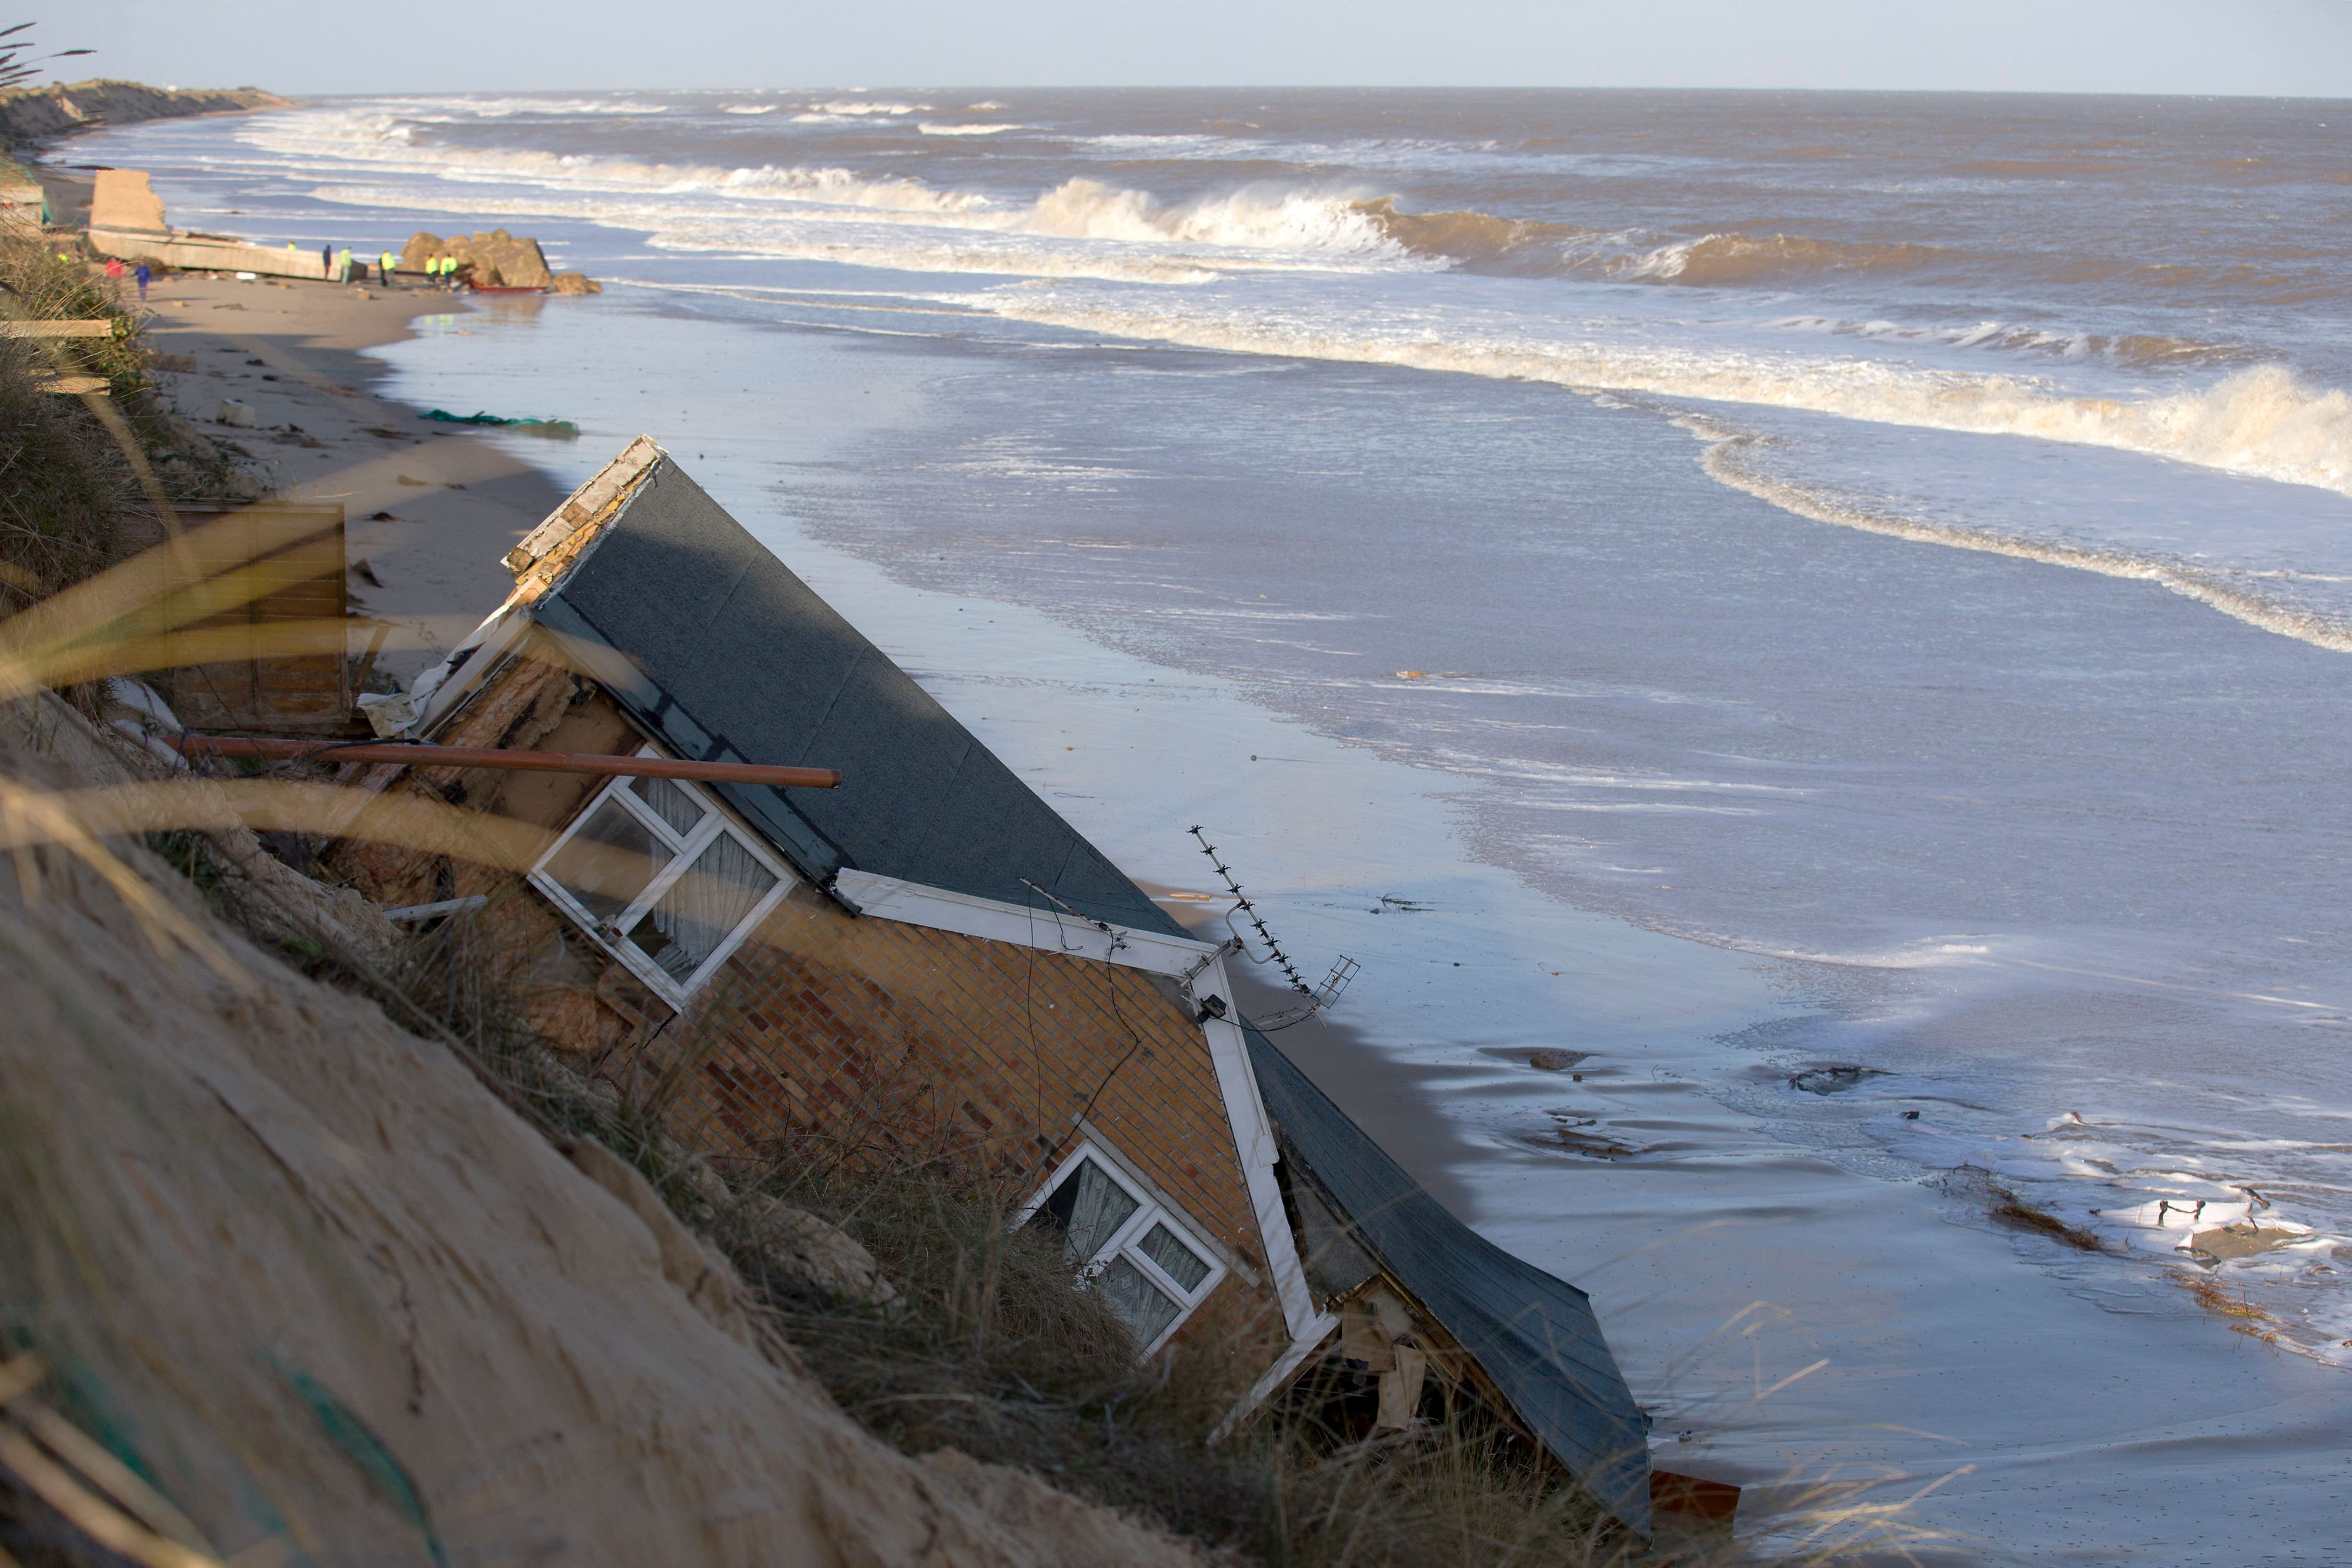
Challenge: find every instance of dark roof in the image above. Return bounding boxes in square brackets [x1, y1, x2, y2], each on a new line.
[1247, 1026, 1652, 1534]
[529, 456, 1189, 940]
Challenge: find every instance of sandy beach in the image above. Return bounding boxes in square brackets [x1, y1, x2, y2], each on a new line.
[129, 269, 570, 682]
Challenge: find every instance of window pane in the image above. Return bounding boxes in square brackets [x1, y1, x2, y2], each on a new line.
[626, 830, 779, 979]
[1030, 1158, 1140, 1265]
[1138, 1222, 1210, 1293]
[544, 797, 666, 923]
[1096, 1256, 1182, 1346]
[628, 773, 704, 838]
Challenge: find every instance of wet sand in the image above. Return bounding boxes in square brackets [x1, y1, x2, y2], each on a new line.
[134, 271, 570, 682]
[1154, 889, 1487, 1216]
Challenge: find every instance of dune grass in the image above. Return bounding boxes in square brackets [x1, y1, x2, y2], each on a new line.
[0, 229, 251, 615]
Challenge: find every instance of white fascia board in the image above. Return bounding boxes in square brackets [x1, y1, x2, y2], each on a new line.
[1195, 952, 1321, 1342]
[835, 872, 1322, 1342]
[830, 870, 1218, 978]
[409, 600, 532, 738]
[1211, 1310, 1341, 1445]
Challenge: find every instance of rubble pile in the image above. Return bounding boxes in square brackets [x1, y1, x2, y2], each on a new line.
[402, 228, 600, 293]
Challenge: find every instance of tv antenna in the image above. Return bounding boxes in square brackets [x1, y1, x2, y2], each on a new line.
[1190, 825, 1358, 1029]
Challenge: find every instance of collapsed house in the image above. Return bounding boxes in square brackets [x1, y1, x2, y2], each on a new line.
[325, 437, 1654, 1532]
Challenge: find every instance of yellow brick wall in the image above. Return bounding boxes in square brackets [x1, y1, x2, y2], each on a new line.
[334, 648, 1288, 1353]
[670, 881, 1269, 1273]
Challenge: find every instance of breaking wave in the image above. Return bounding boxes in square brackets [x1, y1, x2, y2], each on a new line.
[263, 115, 1404, 271]
[1629, 231, 1947, 285]
[803, 100, 928, 116]
[1348, 197, 1599, 273]
[1773, 315, 2263, 370]
[376, 95, 670, 119]
[954, 291, 2352, 504]
[1018, 179, 1392, 253]
[1350, 198, 1949, 286]
[1682, 418, 2352, 654]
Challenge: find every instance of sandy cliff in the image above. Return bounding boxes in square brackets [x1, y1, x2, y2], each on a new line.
[0, 79, 288, 151]
[0, 691, 1211, 1568]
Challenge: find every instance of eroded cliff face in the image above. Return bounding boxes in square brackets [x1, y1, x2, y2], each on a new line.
[0, 79, 289, 151]
[0, 694, 1213, 1568]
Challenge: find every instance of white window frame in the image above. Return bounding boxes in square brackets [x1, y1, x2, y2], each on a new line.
[1015, 1139, 1229, 1358]
[527, 745, 796, 1008]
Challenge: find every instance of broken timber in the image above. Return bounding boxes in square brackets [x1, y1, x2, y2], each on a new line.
[0, 320, 113, 338]
[7, 320, 113, 390]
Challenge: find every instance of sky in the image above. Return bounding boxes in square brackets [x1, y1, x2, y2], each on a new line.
[24, 0, 2352, 98]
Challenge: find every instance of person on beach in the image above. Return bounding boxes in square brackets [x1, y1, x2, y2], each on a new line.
[380, 251, 398, 289]
[336, 247, 353, 284]
[103, 257, 124, 286]
[133, 262, 151, 302]
[320, 245, 332, 280]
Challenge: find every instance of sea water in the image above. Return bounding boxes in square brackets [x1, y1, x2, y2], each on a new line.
[78, 91, 2352, 1560]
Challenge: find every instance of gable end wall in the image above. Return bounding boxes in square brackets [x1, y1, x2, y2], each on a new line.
[333, 651, 1286, 1355]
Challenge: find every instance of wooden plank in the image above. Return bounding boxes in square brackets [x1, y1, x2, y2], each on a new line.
[157, 502, 353, 735]
[32, 376, 107, 395]
[0, 320, 112, 339]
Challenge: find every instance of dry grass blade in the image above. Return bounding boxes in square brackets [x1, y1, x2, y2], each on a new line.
[74, 389, 179, 539]
[0, 1424, 222, 1568]
[0, 775, 248, 987]
[0, 1360, 41, 1407]
[9, 1402, 212, 1552]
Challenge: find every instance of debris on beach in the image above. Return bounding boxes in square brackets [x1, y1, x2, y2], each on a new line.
[2187, 1222, 2312, 1262]
[422, 409, 580, 439]
[1532, 1114, 1642, 1160]
[402, 229, 599, 293]
[1789, 1064, 1882, 1095]
[1526, 1048, 1590, 1072]
[1942, 1165, 2103, 1252]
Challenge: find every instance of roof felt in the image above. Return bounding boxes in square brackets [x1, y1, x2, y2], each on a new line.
[1247, 1026, 1652, 1534]
[532, 456, 1189, 940]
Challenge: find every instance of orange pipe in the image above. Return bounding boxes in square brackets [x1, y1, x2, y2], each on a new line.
[168, 735, 841, 788]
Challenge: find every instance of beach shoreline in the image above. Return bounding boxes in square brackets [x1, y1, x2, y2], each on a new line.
[64, 106, 2352, 1550]
[128, 268, 573, 681]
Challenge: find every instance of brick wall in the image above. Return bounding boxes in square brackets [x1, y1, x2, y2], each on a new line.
[673, 882, 1266, 1268]
[333, 646, 1288, 1357]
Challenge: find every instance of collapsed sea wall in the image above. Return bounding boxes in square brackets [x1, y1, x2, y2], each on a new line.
[0, 79, 288, 151]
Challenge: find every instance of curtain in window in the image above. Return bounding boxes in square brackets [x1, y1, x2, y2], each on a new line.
[1137, 1222, 1210, 1292]
[629, 830, 779, 978]
[544, 797, 666, 922]
[1095, 1256, 1182, 1346]
[628, 774, 704, 837]
[1058, 1159, 1140, 1265]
